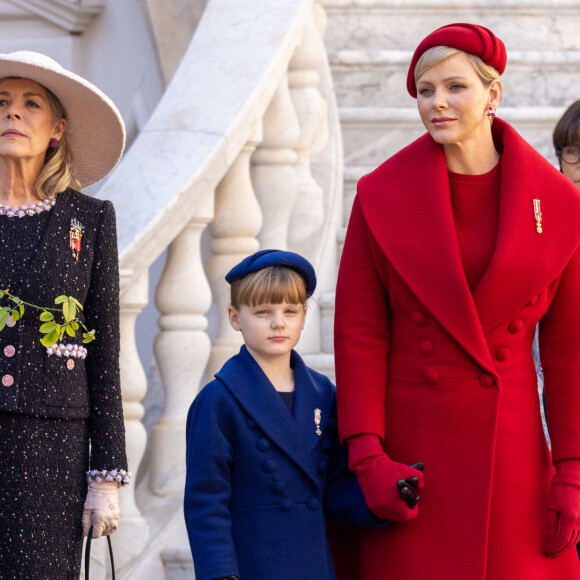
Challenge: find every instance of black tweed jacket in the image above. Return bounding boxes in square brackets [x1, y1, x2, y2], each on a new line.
[0, 189, 127, 471]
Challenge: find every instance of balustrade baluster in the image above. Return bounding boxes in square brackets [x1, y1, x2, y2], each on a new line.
[287, 4, 327, 258]
[251, 75, 300, 250]
[205, 127, 263, 381]
[117, 270, 150, 568]
[150, 203, 213, 497]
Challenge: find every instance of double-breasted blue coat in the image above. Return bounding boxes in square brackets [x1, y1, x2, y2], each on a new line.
[184, 345, 376, 580]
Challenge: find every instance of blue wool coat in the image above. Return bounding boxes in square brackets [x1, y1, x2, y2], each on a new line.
[184, 346, 376, 580]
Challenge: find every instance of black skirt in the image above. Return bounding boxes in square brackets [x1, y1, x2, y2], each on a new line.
[0, 412, 89, 579]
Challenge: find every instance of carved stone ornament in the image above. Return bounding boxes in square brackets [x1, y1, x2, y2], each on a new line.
[6, 0, 106, 34]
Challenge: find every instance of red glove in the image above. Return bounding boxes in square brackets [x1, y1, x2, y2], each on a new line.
[347, 433, 424, 521]
[544, 460, 580, 558]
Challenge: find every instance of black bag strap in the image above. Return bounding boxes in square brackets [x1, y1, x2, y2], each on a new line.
[84, 526, 116, 580]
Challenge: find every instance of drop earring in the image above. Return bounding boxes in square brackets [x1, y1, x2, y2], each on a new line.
[487, 106, 496, 120]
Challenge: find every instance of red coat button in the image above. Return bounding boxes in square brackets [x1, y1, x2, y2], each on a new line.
[495, 348, 511, 362]
[411, 312, 427, 326]
[424, 368, 439, 384]
[509, 320, 524, 333]
[480, 373, 495, 388]
[420, 341, 434, 356]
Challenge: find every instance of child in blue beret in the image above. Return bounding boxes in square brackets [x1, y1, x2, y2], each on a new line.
[184, 250, 384, 580]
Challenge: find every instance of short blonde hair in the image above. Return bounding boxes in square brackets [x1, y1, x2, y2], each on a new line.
[414, 46, 501, 87]
[230, 266, 307, 309]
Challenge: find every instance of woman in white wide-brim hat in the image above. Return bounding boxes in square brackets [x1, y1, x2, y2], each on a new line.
[0, 51, 128, 578]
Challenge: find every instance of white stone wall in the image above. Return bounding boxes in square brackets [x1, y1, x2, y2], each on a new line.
[0, 0, 164, 155]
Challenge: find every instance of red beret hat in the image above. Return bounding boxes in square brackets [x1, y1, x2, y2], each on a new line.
[407, 23, 507, 98]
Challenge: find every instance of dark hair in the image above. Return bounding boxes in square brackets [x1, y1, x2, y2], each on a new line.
[230, 266, 307, 309]
[553, 100, 580, 153]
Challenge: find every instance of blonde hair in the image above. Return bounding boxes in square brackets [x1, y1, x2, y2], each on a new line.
[0, 77, 79, 199]
[414, 46, 501, 87]
[36, 85, 79, 199]
[230, 266, 307, 309]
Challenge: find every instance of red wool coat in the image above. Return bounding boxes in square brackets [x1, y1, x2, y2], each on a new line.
[335, 118, 580, 579]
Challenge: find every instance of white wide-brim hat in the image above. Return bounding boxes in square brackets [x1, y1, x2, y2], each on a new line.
[0, 51, 125, 188]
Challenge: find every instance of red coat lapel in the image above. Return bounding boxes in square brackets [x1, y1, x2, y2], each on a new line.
[356, 118, 580, 371]
[473, 119, 580, 332]
[357, 134, 493, 372]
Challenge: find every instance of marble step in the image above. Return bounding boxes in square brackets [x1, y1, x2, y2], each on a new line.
[328, 50, 580, 109]
[323, 0, 580, 52]
[339, 105, 564, 168]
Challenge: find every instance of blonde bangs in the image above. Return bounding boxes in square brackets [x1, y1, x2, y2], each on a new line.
[231, 266, 307, 309]
[414, 46, 501, 87]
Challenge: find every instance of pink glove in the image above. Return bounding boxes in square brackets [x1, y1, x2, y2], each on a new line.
[82, 481, 120, 538]
[347, 433, 424, 521]
[544, 460, 580, 557]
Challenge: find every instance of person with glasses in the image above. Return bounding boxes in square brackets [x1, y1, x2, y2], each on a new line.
[554, 100, 580, 188]
[553, 100, 580, 563]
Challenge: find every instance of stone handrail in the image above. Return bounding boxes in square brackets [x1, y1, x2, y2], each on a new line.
[99, 0, 314, 283]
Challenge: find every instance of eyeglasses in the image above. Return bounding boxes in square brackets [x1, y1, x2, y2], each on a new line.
[557, 146, 580, 165]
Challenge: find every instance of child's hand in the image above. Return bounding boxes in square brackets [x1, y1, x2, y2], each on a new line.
[347, 434, 424, 522]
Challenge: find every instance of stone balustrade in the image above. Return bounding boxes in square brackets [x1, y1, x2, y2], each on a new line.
[95, 0, 342, 576]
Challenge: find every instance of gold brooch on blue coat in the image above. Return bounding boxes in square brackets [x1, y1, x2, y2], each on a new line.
[533, 199, 543, 233]
[314, 408, 322, 436]
[70, 218, 84, 260]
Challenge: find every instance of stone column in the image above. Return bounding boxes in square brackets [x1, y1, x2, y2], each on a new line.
[116, 270, 150, 570]
[205, 125, 263, 381]
[149, 200, 213, 497]
[251, 74, 300, 250]
[287, 4, 327, 257]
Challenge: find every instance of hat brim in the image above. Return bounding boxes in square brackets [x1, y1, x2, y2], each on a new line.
[0, 52, 125, 188]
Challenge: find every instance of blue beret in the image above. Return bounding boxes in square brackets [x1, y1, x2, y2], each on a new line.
[225, 249, 317, 297]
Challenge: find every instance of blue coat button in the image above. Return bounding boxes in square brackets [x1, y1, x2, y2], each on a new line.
[247, 418, 258, 430]
[318, 461, 327, 474]
[279, 499, 292, 512]
[257, 438, 271, 452]
[307, 498, 320, 511]
[263, 460, 277, 473]
[271, 481, 286, 493]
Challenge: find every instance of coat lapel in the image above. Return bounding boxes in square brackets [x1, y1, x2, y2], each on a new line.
[357, 135, 494, 372]
[357, 118, 580, 365]
[472, 119, 580, 332]
[215, 346, 332, 487]
[24, 190, 77, 304]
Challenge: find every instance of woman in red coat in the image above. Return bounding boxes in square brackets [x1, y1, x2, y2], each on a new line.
[335, 23, 580, 579]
